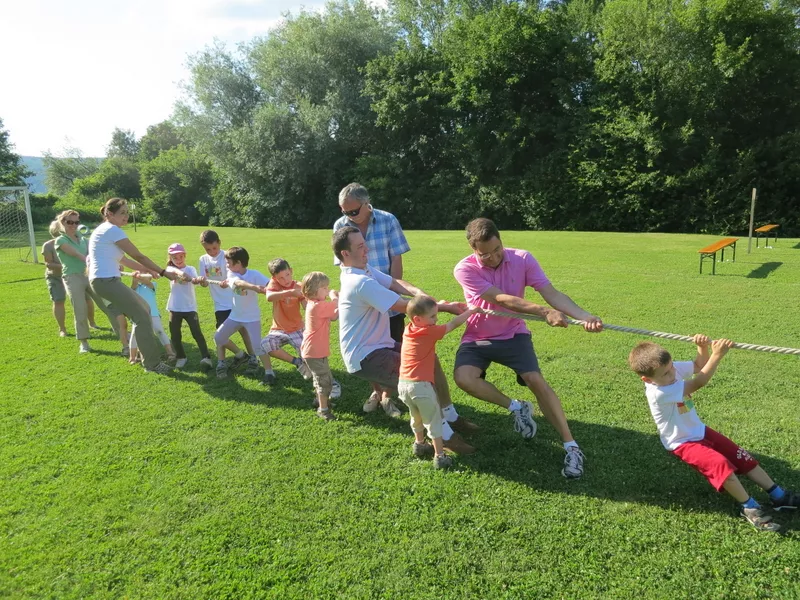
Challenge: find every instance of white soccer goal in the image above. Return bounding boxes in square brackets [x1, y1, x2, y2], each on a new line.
[0, 186, 38, 263]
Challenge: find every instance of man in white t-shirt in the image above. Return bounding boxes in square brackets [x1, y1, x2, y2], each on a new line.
[630, 335, 798, 532]
[333, 226, 476, 454]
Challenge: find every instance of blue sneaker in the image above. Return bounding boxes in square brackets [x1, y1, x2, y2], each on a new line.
[772, 490, 800, 511]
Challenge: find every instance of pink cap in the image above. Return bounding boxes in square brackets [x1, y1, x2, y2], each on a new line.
[168, 243, 186, 255]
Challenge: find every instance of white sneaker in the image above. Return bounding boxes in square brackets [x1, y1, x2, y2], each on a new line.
[381, 396, 402, 418]
[79, 341, 91, 354]
[176, 358, 188, 368]
[200, 357, 214, 371]
[562, 447, 585, 479]
[330, 379, 342, 399]
[511, 400, 537, 439]
[363, 392, 380, 413]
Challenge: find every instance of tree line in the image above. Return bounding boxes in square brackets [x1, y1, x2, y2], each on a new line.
[3, 0, 799, 234]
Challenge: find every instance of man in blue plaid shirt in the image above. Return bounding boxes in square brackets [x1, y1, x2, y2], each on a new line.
[333, 183, 411, 343]
[332, 184, 480, 444]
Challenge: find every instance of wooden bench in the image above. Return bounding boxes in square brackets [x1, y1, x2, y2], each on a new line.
[755, 223, 779, 248]
[698, 237, 739, 274]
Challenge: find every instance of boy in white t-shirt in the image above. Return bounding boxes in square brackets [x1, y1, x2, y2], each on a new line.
[212, 246, 271, 379]
[197, 230, 252, 373]
[629, 335, 798, 532]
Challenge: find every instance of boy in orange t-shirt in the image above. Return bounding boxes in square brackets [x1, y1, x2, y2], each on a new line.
[399, 294, 479, 468]
[260, 258, 310, 386]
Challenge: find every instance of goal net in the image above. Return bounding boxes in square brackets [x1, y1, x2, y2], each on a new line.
[0, 186, 38, 263]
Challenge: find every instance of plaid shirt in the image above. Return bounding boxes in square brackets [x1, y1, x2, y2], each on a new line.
[333, 208, 410, 276]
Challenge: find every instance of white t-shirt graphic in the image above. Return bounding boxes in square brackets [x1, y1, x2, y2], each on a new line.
[228, 269, 269, 323]
[645, 361, 706, 450]
[199, 252, 233, 311]
[167, 265, 199, 312]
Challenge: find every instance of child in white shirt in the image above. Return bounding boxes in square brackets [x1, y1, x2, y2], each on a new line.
[212, 246, 271, 379]
[629, 335, 798, 532]
[165, 243, 212, 370]
[197, 230, 252, 372]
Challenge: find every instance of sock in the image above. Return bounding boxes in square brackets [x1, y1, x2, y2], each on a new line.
[292, 357, 302, 367]
[742, 497, 760, 510]
[235, 351, 245, 358]
[508, 399, 522, 412]
[564, 440, 579, 451]
[265, 369, 275, 375]
[442, 404, 459, 422]
[441, 420, 454, 441]
[767, 484, 786, 501]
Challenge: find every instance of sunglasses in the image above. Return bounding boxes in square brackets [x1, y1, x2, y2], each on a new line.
[341, 204, 365, 218]
[65, 220, 81, 225]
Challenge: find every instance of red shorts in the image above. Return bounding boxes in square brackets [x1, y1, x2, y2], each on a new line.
[671, 427, 759, 491]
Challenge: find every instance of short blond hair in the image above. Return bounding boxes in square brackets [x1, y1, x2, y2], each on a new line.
[407, 294, 437, 319]
[628, 342, 671, 376]
[301, 271, 330, 300]
[48, 220, 60, 238]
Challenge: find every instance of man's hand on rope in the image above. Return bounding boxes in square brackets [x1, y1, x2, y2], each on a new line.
[437, 301, 469, 315]
[544, 309, 569, 328]
[582, 315, 603, 333]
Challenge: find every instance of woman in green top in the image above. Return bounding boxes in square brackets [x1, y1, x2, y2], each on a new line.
[54, 209, 120, 353]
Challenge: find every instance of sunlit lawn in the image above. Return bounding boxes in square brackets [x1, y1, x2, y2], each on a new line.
[2, 226, 799, 598]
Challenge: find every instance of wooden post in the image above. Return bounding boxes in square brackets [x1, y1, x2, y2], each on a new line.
[747, 188, 756, 254]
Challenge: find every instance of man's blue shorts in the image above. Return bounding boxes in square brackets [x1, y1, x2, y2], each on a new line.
[454, 333, 540, 382]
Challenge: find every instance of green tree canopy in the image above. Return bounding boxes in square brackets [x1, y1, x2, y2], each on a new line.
[140, 145, 212, 225]
[0, 118, 32, 187]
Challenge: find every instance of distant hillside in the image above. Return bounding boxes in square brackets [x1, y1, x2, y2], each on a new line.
[22, 156, 47, 194]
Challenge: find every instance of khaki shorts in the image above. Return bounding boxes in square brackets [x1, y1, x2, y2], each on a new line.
[304, 357, 333, 397]
[46, 275, 66, 302]
[398, 380, 443, 439]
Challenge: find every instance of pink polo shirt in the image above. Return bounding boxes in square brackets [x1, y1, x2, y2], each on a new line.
[453, 248, 551, 343]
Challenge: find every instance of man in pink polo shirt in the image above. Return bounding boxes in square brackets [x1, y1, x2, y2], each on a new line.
[453, 218, 603, 479]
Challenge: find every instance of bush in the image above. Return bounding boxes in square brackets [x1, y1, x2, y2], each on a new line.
[52, 197, 106, 225]
[28, 193, 60, 224]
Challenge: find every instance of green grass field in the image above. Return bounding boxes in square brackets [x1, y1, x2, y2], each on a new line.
[2, 227, 800, 599]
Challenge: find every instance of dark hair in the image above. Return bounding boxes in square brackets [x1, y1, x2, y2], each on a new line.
[101, 197, 127, 219]
[332, 226, 359, 261]
[628, 342, 672, 377]
[225, 246, 249, 267]
[200, 229, 220, 244]
[268, 258, 291, 275]
[465, 218, 501, 248]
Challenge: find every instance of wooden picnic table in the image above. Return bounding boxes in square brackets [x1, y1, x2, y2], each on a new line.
[755, 224, 779, 248]
[698, 237, 739, 275]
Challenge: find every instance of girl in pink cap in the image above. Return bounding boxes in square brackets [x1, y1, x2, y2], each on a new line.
[165, 242, 213, 371]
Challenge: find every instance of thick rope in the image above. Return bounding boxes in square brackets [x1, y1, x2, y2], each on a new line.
[481, 309, 800, 356]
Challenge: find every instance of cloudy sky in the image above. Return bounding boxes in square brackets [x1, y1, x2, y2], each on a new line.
[0, 0, 338, 157]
